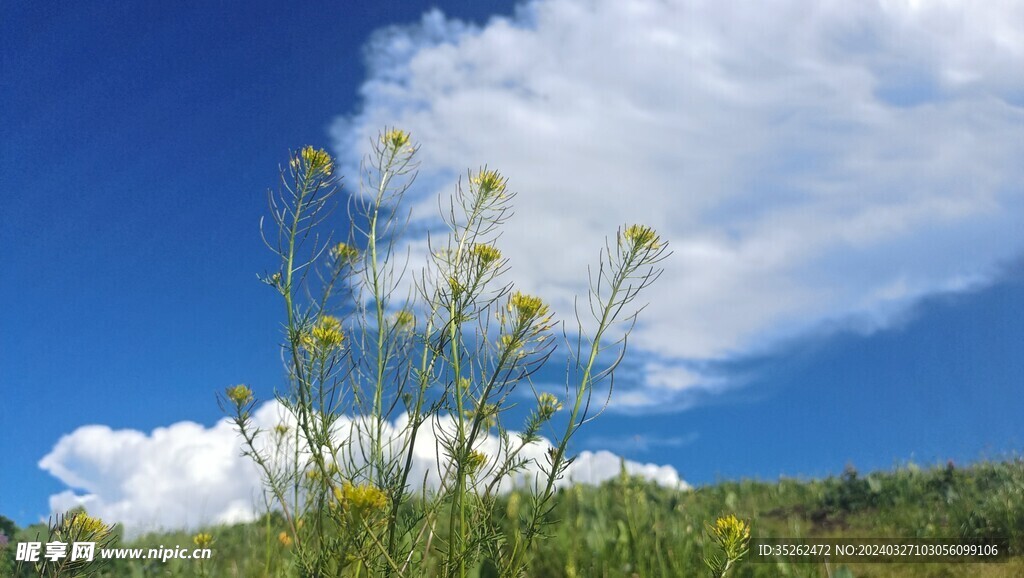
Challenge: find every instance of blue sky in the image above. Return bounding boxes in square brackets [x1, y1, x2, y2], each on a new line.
[3, 0, 1023, 532]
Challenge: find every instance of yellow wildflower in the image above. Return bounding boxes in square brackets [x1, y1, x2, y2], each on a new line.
[448, 276, 464, 297]
[472, 244, 502, 268]
[498, 333, 523, 355]
[704, 514, 751, 574]
[338, 482, 389, 513]
[193, 532, 213, 549]
[381, 128, 411, 151]
[471, 168, 507, 198]
[623, 224, 661, 250]
[300, 146, 333, 175]
[466, 450, 488, 475]
[537, 392, 562, 419]
[278, 531, 293, 548]
[226, 384, 253, 407]
[711, 514, 750, 542]
[509, 292, 549, 322]
[64, 513, 109, 537]
[394, 309, 415, 330]
[330, 242, 359, 265]
[303, 315, 345, 351]
[708, 513, 751, 560]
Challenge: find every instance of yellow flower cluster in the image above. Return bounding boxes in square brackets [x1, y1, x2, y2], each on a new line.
[330, 242, 359, 265]
[193, 532, 213, 548]
[64, 513, 109, 537]
[304, 315, 345, 351]
[709, 514, 751, 555]
[498, 333, 523, 355]
[278, 531, 293, 548]
[509, 291, 549, 322]
[394, 309, 415, 329]
[300, 146, 333, 175]
[466, 450, 488, 475]
[472, 244, 502, 268]
[382, 128, 411, 151]
[471, 168, 508, 198]
[226, 384, 253, 407]
[335, 482, 389, 514]
[537, 392, 562, 419]
[623, 224, 661, 251]
[711, 514, 749, 541]
[448, 276, 464, 297]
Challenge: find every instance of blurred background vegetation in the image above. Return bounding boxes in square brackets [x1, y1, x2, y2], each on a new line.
[4, 457, 1022, 577]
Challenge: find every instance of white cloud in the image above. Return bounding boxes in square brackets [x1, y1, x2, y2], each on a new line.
[40, 401, 686, 536]
[585, 432, 700, 455]
[332, 0, 1024, 410]
[41, 410, 268, 536]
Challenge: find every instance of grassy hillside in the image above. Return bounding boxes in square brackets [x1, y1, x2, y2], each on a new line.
[4, 458, 1022, 577]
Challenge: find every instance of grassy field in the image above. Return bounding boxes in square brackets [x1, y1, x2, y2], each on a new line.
[2, 139, 1017, 578]
[4, 457, 1022, 577]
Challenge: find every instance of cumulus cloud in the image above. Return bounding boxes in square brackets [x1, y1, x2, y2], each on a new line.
[332, 0, 1024, 411]
[40, 401, 687, 536]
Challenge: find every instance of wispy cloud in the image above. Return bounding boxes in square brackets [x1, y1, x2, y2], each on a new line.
[585, 432, 699, 455]
[332, 0, 1024, 411]
[40, 401, 686, 536]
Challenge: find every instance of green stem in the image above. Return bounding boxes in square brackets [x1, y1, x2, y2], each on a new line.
[517, 248, 639, 570]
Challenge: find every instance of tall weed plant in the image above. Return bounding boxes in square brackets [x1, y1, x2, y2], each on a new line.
[220, 130, 704, 578]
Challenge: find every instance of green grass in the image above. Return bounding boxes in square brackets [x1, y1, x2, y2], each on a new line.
[5, 457, 1022, 577]
[525, 457, 1024, 578]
